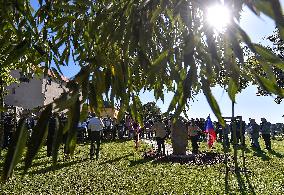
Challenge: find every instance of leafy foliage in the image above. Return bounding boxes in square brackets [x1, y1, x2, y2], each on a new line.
[141, 102, 162, 121]
[24, 104, 52, 172]
[1, 118, 28, 181]
[255, 29, 284, 103]
[2, 0, 284, 180]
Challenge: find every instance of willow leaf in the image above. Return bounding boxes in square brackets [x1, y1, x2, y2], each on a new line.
[228, 78, 238, 103]
[202, 78, 225, 126]
[2, 40, 29, 67]
[24, 104, 52, 172]
[1, 118, 28, 181]
[80, 103, 89, 122]
[52, 116, 63, 165]
[254, 44, 284, 64]
[65, 97, 80, 156]
[256, 75, 284, 97]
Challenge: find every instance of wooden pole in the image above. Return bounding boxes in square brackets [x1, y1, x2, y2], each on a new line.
[0, 70, 4, 158]
[239, 116, 246, 171]
[232, 101, 239, 172]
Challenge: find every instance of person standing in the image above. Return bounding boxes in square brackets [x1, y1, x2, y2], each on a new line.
[112, 117, 117, 140]
[88, 114, 104, 160]
[260, 118, 272, 150]
[132, 121, 140, 150]
[152, 118, 167, 155]
[249, 119, 261, 150]
[103, 116, 112, 139]
[125, 115, 132, 138]
[47, 114, 56, 157]
[187, 119, 201, 154]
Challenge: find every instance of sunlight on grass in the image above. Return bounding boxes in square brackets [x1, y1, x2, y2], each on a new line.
[0, 138, 283, 194]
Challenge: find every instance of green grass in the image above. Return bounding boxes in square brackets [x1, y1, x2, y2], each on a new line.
[0, 138, 284, 194]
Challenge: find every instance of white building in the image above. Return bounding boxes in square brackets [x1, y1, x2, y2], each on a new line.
[4, 70, 68, 110]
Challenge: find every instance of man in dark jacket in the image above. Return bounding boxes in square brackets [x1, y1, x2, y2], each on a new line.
[260, 118, 271, 150]
[249, 119, 260, 150]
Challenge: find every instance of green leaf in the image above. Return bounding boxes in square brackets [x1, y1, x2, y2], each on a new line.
[1, 118, 28, 181]
[52, 116, 63, 165]
[167, 88, 181, 114]
[65, 97, 80, 156]
[257, 59, 277, 83]
[256, 75, 284, 97]
[254, 1, 274, 20]
[89, 82, 98, 113]
[80, 103, 88, 122]
[0, 105, 7, 112]
[204, 28, 220, 65]
[150, 6, 161, 24]
[254, 44, 284, 64]
[228, 78, 238, 103]
[130, 95, 143, 125]
[229, 32, 244, 64]
[24, 104, 52, 172]
[269, 0, 284, 39]
[74, 66, 90, 84]
[234, 23, 255, 53]
[147, 50, 169, 82]
[202, 78, 225, 127]
[255, 0, 284, 40]
[2, 40, 29, 67]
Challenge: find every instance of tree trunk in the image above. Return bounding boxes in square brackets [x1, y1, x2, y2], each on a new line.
[171, 119, 188, 155]
[0, 73, 3, 157]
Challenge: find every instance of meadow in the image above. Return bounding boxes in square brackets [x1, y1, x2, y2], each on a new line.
[0, 138, 283, 194]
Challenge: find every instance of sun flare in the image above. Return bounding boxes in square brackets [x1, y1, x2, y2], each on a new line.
[206, 4, 231, 32]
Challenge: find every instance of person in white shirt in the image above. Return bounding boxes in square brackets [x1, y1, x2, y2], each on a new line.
[152, 118, 167, 155]
[88, 114, 104, 160]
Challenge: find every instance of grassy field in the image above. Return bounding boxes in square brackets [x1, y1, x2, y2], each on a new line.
[0, 137, 284, 194]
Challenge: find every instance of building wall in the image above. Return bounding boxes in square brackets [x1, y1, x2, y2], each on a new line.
[42, 78, 66, 106]
[4, 70, 67, 110]
[4, 71, 44, 109]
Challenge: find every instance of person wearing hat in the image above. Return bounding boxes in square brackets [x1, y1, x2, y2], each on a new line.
[152, 117, 167, 155]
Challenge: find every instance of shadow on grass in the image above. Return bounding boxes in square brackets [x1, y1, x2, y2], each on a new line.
[268, 149, 284, 158]
[99, 154, 132, 165]
[223, 143, 256, 195]
[243, 145, 252, 153]
[224, 166, 256, 195]
[128, 158, 153, 167]
[101, 138, 129, 144]
[15, 160, 51, 171]
[26, 158, 88, 175]
[236, 169, 246, 195]
[252, 148, 271, 161]
[244, 170, 256, 195]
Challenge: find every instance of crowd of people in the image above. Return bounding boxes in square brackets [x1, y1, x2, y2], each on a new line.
[84, 114, 282, 159]
[1, 112, 284, 160]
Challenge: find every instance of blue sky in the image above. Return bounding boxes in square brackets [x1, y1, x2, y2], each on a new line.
[31, 1, 284, 123]
[140, 3, 284, 124]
